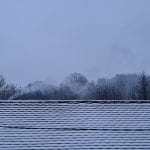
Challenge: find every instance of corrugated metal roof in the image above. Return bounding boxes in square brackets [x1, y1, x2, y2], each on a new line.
[0, 100, 150, 149]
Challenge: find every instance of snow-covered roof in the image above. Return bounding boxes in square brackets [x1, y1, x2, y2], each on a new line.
[0, 100, 150, 149]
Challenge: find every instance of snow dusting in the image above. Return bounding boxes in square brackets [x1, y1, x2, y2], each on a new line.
[0, 100, 150, 149]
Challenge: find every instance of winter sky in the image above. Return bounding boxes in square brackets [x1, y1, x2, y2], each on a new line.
[0, 0, 150, 86]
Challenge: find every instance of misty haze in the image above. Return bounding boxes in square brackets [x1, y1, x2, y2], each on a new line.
[1, 0, 150, 150]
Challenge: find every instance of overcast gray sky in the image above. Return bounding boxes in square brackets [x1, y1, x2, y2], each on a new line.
[0, 0, 150, 86]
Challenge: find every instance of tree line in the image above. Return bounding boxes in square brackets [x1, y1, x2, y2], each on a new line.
[0, 72, 150, 100]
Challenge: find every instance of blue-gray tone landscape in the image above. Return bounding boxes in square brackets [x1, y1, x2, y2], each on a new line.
[0, 0, 150, 86]
[1, 1, 150, 149]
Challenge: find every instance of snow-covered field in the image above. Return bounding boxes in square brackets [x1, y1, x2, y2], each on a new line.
[0, 100, 150, 149]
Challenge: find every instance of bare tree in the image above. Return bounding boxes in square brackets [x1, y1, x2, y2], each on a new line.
[63, 73, 88, 87]
[95, 78, 122, 100]
[0, 75, 20, 100]
[0, 75, 5, 89]
[136, 72, 150, 100]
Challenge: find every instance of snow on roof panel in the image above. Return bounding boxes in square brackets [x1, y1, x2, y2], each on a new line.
[0, 101, 150, 149]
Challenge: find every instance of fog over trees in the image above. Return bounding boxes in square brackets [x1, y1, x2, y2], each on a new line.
[0, 75, 21, 100]
[1, 72, 150, 100]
